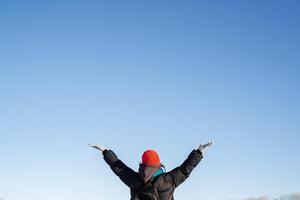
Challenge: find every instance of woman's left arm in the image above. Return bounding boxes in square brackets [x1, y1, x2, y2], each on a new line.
[90, 144, 139, 188]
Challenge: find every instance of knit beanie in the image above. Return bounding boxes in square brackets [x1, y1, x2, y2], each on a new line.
[142, 150, 161, 166]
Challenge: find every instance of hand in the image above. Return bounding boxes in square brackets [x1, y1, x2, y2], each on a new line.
[89, 144, 107, 152]
[198, 141, 213, 153]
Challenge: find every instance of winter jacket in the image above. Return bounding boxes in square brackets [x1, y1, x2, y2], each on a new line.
[102, 149, 203, 200]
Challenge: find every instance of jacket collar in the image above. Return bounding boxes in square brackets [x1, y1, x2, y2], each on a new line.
[138, 163, 161, 183]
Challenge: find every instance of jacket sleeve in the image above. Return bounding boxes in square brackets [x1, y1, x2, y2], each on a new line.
[102, 150, 139, 188]
[165, 149, 203, 188]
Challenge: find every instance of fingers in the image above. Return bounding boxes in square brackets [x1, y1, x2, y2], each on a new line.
[89, 144, 107, 152]
[203, 141, 213, 149]
[198, 141, 213, 153]
[89, 144, 101, 150]
[89, 144, 98, 148]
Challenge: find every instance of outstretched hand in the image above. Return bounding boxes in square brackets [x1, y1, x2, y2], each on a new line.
[198, 141, 213, 153]
[89, 144, 107, 152]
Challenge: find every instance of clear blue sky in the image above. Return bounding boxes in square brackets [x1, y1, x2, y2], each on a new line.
[0, 0, 299, 200]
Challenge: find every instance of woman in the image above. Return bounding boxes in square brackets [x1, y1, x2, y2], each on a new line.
[90, 142, 212, 200]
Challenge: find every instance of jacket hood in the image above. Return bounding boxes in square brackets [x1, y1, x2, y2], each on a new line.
[138, 164, 161, 183]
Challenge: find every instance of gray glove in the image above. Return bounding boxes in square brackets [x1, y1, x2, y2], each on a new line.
[198, 141, 213, 153]
[89, 144, 107, 152]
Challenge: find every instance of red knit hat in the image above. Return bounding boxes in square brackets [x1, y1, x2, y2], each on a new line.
[142, 150, 161, 166]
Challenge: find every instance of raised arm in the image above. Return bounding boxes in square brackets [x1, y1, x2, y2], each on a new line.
[89, 144, 139, 188]
[166, 142, 212, 188]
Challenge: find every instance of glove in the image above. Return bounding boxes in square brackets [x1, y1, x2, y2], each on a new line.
[89, 144, 107, 152]
[198, 141, 213, 153]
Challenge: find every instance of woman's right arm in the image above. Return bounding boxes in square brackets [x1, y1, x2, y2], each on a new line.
[165, 142, 212, 188]
[166, 149, 203, 188]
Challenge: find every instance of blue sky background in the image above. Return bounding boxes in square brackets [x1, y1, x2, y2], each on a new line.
[0, 0, 299, 200]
